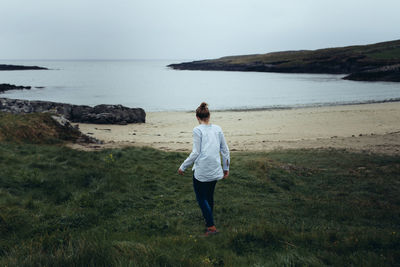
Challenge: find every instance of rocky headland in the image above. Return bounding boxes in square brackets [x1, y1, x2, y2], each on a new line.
[168, 39, 400, 82]
[0, 98, 146, 125]
[0, 64, 48, 71]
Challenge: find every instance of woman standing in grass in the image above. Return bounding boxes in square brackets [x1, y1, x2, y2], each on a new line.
[178, 102, 230, 236]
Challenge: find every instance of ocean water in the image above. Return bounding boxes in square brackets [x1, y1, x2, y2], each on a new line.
[1, 60, 399, 111]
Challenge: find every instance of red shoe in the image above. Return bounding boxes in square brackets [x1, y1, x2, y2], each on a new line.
[204, 226, 219, 236]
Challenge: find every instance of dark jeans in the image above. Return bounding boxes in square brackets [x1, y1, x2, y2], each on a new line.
[193, 174, 217, 227]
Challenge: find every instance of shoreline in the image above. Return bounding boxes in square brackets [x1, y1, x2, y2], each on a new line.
[2, 96, 400, 113]
[211, 98, 400, 113]
[70, 101, 400, 155]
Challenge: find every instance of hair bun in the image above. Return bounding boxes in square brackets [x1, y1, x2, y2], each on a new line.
[196, 102, 210, 120]
[200, 102, 208, 109]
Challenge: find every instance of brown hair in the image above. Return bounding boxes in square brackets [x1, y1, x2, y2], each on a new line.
[196, 102, 210, 120]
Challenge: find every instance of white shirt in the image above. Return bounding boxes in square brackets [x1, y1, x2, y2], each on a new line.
[180, 124, 230, 182]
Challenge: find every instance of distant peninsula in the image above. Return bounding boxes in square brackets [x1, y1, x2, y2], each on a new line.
[168, 40, 400, 82]
[0, 64, 48, 71]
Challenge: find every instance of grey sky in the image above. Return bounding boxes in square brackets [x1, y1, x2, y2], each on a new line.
[0, 0, 399, 60]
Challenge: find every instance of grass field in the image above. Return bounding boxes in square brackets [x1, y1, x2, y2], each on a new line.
[1, 139, 399, 266]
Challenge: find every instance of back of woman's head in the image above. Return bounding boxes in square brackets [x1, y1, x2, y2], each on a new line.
[196, 102, 210, 120]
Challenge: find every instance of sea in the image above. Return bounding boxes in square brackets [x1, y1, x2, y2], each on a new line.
[1, 60, 400, 112]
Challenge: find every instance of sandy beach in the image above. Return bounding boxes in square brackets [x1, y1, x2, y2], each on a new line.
[70, 102, 400, 155]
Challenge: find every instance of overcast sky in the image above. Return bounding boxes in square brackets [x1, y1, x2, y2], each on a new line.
[0, 0, 399, 60]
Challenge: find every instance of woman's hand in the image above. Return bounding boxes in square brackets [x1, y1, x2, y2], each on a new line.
[178, 168, 184, 175]
[223, 170, 229, 179]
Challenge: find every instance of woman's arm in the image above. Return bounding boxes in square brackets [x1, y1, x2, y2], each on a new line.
[220, 131, 230, 177]
[178, 128, 201, 174]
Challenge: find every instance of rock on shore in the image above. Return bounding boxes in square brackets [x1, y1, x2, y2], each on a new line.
[0, 83, 31, 93]
[0, 98, 146, 124]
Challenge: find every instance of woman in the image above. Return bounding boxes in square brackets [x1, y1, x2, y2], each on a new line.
[178, 102, 230, 236]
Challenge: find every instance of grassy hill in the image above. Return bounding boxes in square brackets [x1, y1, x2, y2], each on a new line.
[169, 40, 400, 81]
[0, 112, 80, 144]
[0, 113, 399, 266]
[0, 112, 98, 144]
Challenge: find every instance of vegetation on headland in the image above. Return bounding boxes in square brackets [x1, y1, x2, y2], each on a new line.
[0, 113, 399, 266]
[168, 39, 400, 82]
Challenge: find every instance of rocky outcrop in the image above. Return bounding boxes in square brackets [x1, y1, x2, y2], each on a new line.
[0, 83, 31, 93]
[0, 98, 146, 124]
[0, 64, 48, 71]
[50, 115, 102, 144]
[343, 64, 400, 82]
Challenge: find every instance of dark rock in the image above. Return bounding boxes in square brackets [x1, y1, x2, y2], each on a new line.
[343, 64, 400, 82]
[51, 115, 103, 144]
[0, 98, 146, 124]
[0, 64, 48, 71]
[0, 83, 31, 93]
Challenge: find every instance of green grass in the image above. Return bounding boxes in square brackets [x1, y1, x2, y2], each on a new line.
[367, 47, 400, 60]
[0, 141, 399, 266]
[217, 39, 400, 64]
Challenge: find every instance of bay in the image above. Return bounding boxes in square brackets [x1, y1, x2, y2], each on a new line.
[0, 60, 399, 111]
